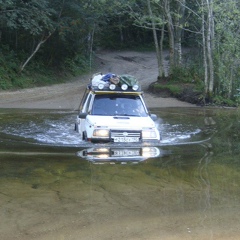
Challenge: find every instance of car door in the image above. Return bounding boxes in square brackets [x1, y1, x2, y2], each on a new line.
[78, 92, 94, 136]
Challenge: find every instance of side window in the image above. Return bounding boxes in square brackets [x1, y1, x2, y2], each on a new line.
[81, 93, 93, 113]
[79, 89, 89, 111]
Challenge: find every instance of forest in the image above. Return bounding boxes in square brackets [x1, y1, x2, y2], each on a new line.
[0, 0, 240, 106]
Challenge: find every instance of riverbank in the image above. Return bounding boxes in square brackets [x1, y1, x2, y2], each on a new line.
[0, 51, 195, 109]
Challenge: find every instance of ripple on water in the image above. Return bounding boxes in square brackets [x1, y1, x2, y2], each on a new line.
[157, 122, 202, 145]
[0, 111, 204, 147]
[1, 112, 83, 146]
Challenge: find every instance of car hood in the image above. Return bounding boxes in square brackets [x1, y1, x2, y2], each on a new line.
[86, 115, 156, 129]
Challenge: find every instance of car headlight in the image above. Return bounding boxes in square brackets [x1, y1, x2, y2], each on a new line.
[93, 129, 109, 138]
[142, 147, 160, 157]
[142, 129, 157, 139]
[93, 148, 109, 153]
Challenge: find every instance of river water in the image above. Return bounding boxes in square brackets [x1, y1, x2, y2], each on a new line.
[0, 107, 240, 240]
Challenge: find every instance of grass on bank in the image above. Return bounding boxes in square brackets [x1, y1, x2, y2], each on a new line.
[149, 66, 238, 107]
[0, 48, 91, 90]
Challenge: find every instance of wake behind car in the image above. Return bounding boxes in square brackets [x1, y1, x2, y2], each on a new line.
[75, 73, 161, 143]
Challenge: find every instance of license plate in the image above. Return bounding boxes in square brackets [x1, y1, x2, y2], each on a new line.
[112, 149, 140, 157]
[113, 137, 139, 142]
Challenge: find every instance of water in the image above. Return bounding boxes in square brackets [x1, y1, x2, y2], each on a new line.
[0, 107, 240, 240]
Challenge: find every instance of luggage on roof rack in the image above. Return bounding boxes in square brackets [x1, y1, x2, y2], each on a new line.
[119, 74, 139, 87]
[89, 73, 141, 91]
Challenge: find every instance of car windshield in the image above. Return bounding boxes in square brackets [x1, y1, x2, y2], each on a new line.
[91, 94, 148, 117]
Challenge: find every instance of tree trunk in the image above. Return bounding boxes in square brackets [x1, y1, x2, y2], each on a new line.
[118, 16, 124, 44]
[164, 0, 175, 74]
[147, 0, 163, 78]
[174, 0, 186, 66]
[228, 66, 233, 98]
[19, 0, 64, 73]
[88, 24, 95, 72]
[206, 0, 214, 96]
[159, 24, 166, 77]
[201, 0, 208, 96]
[19, 34, 51, 73]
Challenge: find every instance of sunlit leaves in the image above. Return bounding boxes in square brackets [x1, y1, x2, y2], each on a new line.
[213, 0, 240, 97]
[1, 0, 55, 35]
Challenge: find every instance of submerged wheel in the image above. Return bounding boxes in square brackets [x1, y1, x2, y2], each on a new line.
[74, 123, 78, 131]
[82, 131, 87, 141]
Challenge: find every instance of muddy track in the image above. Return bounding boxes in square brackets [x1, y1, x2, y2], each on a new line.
[0, 51, 194, 109]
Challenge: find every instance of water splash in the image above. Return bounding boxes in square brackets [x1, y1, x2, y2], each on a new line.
[160, 123, 201, 144]
[1, 112, 82, 146]
[1, 111, 203, 147]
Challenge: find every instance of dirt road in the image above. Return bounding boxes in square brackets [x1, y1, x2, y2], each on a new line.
[0, 50, 194, 109]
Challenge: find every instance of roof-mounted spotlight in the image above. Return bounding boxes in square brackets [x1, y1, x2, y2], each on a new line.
[109, 84, 116, 90]
[121, 84, 128, 90]
[98, 83, 105, 90]
[132, 84, 139, 91]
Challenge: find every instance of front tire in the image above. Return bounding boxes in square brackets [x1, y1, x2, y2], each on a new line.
[82, 131, 87, 141]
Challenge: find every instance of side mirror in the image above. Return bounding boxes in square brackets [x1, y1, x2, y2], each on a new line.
[150, 114, 157, 121]
[78, 113, 87, 119]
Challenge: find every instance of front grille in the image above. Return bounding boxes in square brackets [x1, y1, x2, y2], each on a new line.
[110, 130, 141, 139]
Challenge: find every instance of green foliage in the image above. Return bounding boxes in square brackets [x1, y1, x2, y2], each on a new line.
[63, 55, 89, 76]
[0, 44, 76, 90]
[163, 49, 205, 88]
[151, 83, 182, 96]
[166, 84, 182, 95]
[11, 76, 34, 88]
[213, 0, 240, 98]
[171, 66, 196, 83]
[0, 0, 239, 109]
[212, 96, 236, 107]
[1, 0, 55, 35]
[0, 74, 13, 90]
[0, 46, 16, 89]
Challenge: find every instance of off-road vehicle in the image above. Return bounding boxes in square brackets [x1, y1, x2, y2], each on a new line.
[75, 73, 160, 143]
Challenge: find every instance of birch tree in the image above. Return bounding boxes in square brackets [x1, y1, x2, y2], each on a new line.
[214, 0, 240, 99]
[162, 0, 189, 72]
[147, 0, 165, 78]
[163, 0, 175, 73]
[201, 0, 240, 99]
[198, 0, 215, 98]
[206, 0, 214, 96]
[127, 0, 166, 77]
[174, 0, 186, 66]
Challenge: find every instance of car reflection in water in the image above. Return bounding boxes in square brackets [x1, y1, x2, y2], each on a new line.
[77, 146, 161, 164]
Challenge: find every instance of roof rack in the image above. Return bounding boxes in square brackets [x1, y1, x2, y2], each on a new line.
[89, 84, 141, 92]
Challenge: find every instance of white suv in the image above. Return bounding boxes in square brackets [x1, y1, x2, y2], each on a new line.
[75, 74, 160, 143]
